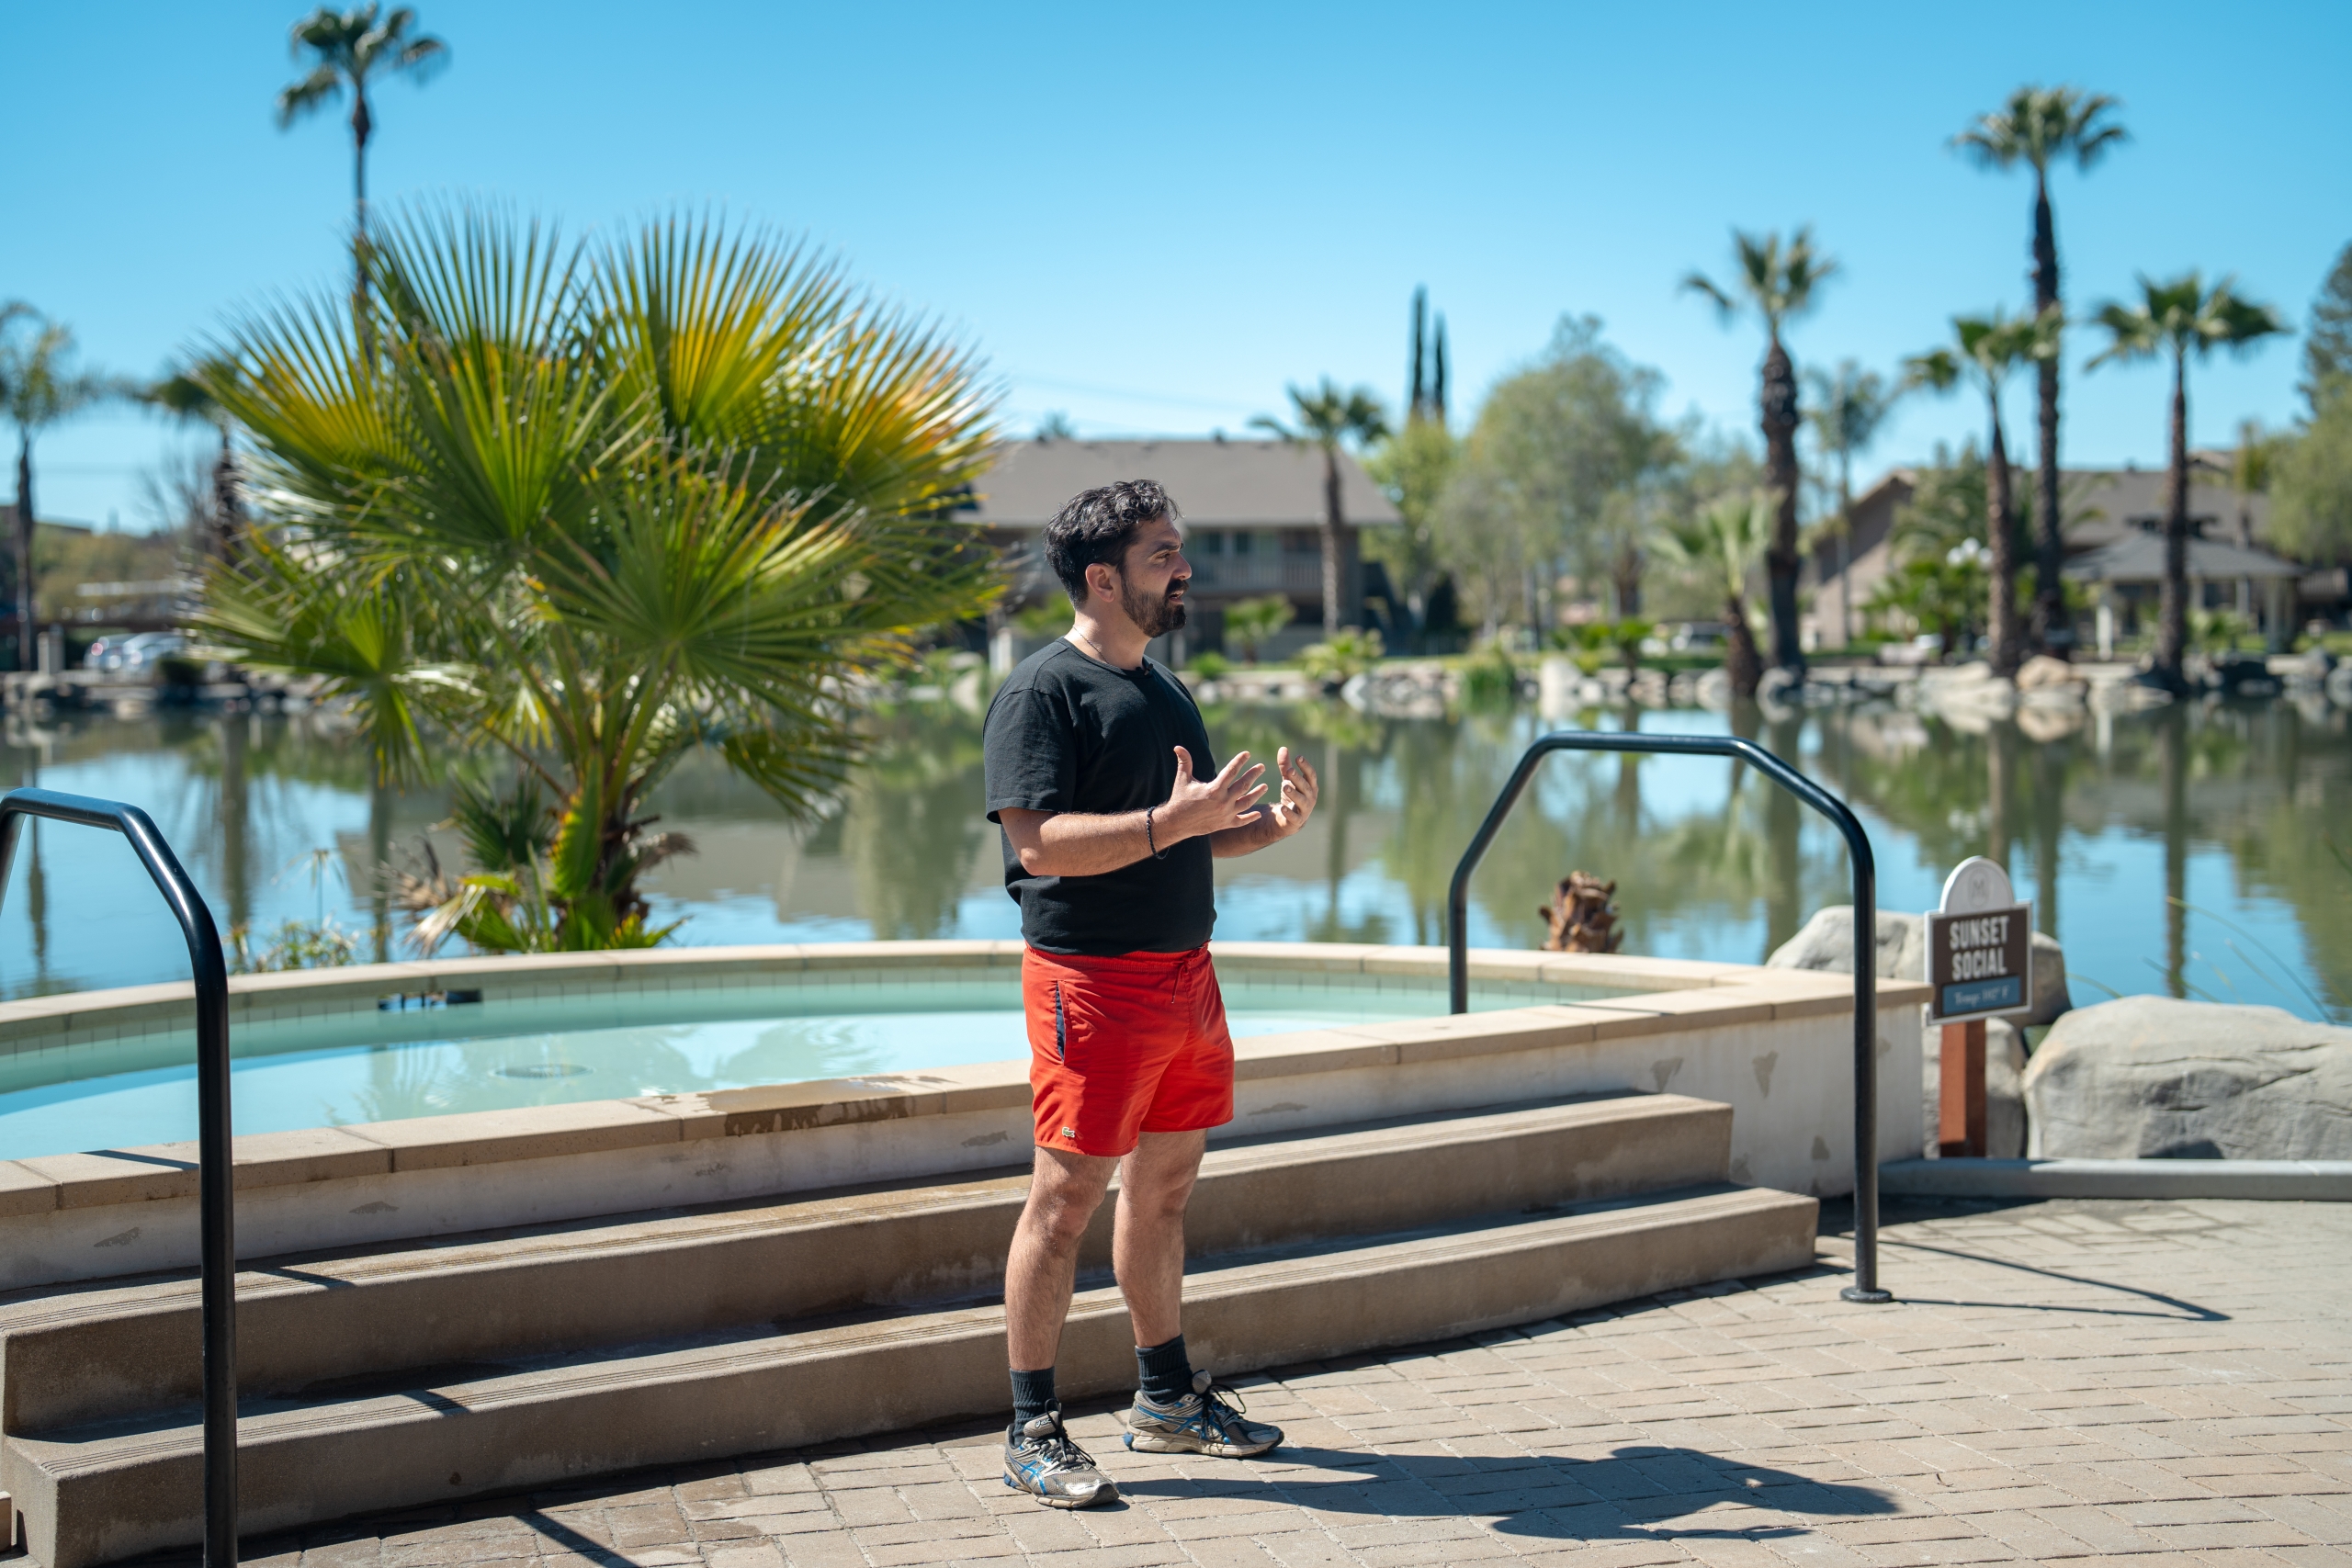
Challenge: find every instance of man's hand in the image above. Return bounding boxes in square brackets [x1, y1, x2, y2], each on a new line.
[1159, 747, 1266, 842]
[1264, 746, 1318, 837]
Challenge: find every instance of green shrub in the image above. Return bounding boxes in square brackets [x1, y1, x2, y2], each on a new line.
[1462, 640, 1520, 705]
[1187, 650, 1233, 680]
[1223, 595, 1296, 663]
[1299, 627, 1384, 684]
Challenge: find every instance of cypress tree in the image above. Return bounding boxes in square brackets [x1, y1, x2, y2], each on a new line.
[1433, 314, 1449, 423]
[1409, 287, 1428, 419]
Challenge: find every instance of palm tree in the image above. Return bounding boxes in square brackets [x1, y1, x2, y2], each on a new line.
[277, 5, 449, 299]
[1653, 490, 1774, 698]
[1222, 593, 1295, 665]
[1803, 360, 1900, 648]
[1954, 86, 2128, 654]
[1683, 228, 1838, 676]
[1251, 378, 1389, 636]
[2224, 418, 2283, 549]
[0, 308, 120, 668]
[1905, 312, 2058, 676]
[192, 204, 1000, 949]
[2089, 274, 2286, 690]
[143, 366, 244, 559]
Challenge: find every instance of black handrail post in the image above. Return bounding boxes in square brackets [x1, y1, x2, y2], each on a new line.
[1445, 730, 1893, 1304]
[0, 787, 240, 1562]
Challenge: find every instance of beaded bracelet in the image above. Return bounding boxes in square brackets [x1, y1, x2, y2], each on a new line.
[1145, 804, 1168, 860]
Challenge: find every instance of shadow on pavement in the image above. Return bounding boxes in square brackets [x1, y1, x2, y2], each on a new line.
[1113, 1442, 1899, 1541]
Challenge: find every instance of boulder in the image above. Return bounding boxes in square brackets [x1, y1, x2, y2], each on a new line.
[1768, 905, 1927, 984]
[1769, 905, 2069, 1028]
[2023, 996, 2352, 1159]
[2015, 654, 2081, 691]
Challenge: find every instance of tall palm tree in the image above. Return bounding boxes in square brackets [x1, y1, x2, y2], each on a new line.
[1251, 378, 1389, 635]
[0, 308, 119, 668]
[1653, 490, 1774, 698]
[2223, 418, 2283, 550]
[1803, 359, 1900, 648]
[277, 5, 449, 298]
[1683, 227, 1838, 676]
[192, 204, 1000, 949]
[1905, 312, 2059, 677]
[1954, 85, 2128, 654]
[143, 365, 244, 559]
[2089, 274, 2285, 690]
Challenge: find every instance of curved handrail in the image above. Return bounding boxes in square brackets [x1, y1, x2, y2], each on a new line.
[1445, 731, 1892, 1304]
[0, 787, 240, 1563]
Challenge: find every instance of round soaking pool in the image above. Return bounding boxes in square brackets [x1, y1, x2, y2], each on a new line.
[0, 952, 1639, 1159]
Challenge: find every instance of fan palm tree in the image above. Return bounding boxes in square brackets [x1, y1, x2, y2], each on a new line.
[143, 365, 244, 559]
[0, 308, 121, 668]
[2223, 418, 2283, 550]
[191, 204, 1001, 949]
[2089, 274, 2285, 690]
[1905, 312, 2058, 677]
[277, 5, 449, 299]
[1653, 490, 1774, 698]
[1252, 379, 1388, 635]
[1804, 359, 1901, 648]
[1683, 228, 1838, 676]
[1955, 86, 2128, 654]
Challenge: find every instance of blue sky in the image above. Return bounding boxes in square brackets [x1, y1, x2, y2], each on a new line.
[5, 1, 2348, 531]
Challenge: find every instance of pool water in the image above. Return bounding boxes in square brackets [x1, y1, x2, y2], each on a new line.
[0, 972, 1606, 1160]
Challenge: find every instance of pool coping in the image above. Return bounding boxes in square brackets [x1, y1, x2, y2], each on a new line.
[0, 941, 1930, 1222]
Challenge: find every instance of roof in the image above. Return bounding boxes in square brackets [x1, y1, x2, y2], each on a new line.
[2062, 530, 2304, 583]
[963, 438, 1398, 529]
[1848, 459, 2275, 552]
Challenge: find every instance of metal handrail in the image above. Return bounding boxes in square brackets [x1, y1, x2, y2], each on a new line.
[0, 788, 239, 1563]
[1445, 730, 1893, 1304]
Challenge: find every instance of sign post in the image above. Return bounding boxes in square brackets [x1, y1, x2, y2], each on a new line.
[1927, 857, 2031, 1159]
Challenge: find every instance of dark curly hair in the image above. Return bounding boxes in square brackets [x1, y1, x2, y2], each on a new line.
[1041, 479, 1181, 602]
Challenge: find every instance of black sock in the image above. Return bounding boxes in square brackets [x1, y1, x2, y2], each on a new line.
[1136, 1334, 1193, 1405]
[1010, 1366, 1057, 1441]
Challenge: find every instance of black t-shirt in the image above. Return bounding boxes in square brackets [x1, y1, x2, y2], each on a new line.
[982, 639, 1217, 955]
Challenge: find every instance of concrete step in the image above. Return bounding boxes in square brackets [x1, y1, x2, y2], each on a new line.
[7, 1182, 1815, 1568]
[0, 1093, 1727, 1437]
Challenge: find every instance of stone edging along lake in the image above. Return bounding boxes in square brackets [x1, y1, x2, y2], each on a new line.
[0, 941, 1928, 1291]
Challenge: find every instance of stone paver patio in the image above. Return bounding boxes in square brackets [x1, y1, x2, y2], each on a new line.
[206, 1197, 2352, 1568]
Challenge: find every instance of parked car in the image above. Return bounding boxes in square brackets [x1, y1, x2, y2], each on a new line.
[96, 632, 187, 672]
[1668, 622, 1725, 653]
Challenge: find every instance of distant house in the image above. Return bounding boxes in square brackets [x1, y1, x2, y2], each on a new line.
[1805, 458, 2344, 649]
[961, 436, 1399, 660]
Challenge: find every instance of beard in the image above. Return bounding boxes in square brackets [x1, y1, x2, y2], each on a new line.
[1120, 574, 1189, 638]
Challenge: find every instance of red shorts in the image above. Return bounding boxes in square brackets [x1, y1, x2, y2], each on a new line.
[1023, 946, 1235, 1157]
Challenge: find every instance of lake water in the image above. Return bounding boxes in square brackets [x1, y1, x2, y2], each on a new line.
[4, 689, 2346, 1024]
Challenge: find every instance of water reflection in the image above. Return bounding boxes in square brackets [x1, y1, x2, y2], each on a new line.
[1, 692, 2345, 1022]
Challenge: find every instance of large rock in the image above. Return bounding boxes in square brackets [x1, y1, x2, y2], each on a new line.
[1767, 905, 1927, 984]
[1768, 905, 2070, 1028]
[2023, 997, 2352, 1159]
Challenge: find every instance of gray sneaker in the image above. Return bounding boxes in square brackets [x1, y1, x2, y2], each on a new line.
[1125, 1371, 1283, 1458]
[1002, 1403, 1117, 1508]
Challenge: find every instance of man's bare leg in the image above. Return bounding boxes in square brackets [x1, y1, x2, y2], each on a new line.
[1115, 1125, 1283, 1456]
[1006, 1145, 1115, 1372]
[1114, 1128, 1206, 1347]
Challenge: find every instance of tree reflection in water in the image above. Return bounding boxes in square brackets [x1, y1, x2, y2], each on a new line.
[0, 693, 2344, 1023]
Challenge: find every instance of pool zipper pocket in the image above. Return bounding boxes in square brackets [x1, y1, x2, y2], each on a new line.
[1053, 983, 1067, 1062]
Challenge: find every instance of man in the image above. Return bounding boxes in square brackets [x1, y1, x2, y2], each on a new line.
[983, 479, 1319, 1507]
